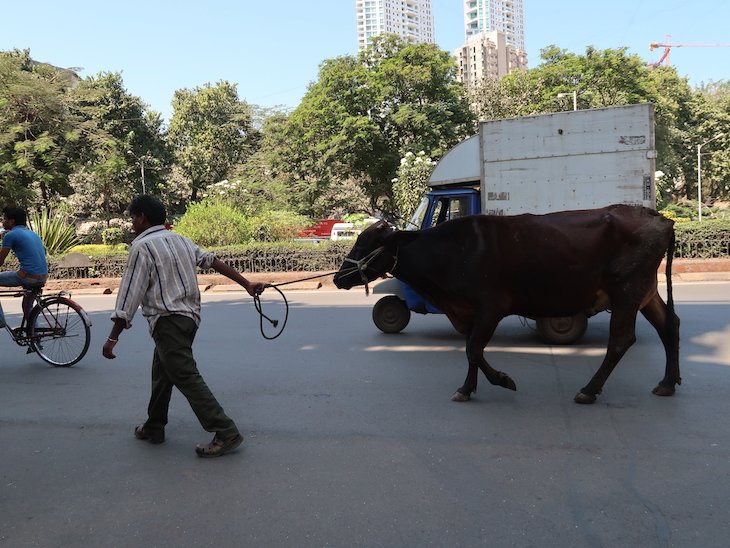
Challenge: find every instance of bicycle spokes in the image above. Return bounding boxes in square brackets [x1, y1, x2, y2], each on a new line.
[28, 296, 91, 367]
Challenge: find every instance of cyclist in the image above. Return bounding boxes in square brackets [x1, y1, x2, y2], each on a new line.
[0, 207, 48, 330]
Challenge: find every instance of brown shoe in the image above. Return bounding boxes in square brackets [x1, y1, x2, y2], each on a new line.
[134, 425, 165, 444]
[195, 433, 243, 458]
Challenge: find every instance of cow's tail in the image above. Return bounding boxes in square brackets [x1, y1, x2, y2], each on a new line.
[664, 228, 679, 351]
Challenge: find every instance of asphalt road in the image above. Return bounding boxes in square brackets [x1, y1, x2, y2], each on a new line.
[1, 283, 730, 547]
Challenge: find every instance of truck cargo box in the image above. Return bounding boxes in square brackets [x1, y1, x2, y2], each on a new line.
[428, 104, 656, 216]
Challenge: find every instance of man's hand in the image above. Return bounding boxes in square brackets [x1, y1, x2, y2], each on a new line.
[246, 281, 266, 297]
[103, 338, 118, 359]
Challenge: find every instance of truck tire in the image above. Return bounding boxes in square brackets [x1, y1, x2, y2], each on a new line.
[373, 296, 411, 334]
[536, 313, 588, 345]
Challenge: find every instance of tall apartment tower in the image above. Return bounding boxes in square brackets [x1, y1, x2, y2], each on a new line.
[454, 30, 528, 88]
[356, 0, 435, 51]
[464, 0, 525, 51]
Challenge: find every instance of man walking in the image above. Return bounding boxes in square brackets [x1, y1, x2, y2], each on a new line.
[0, 207, 48, 330]
[102, 195, 265, 458]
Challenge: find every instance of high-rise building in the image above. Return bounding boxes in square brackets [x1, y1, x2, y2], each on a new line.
[454, 30, 528, 89]
[463, 0, 525, 51]
[356, 0, 435, 51]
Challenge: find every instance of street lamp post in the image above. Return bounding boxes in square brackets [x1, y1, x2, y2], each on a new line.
[557, 91, 578, 111]
[140, 159, 146, 195]
[697, 133, 724, 221]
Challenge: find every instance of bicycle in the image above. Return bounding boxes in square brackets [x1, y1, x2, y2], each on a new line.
[1, 288, 92, 367]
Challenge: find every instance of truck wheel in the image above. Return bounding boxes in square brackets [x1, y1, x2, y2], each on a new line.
[536, 313, 588, 345]
[373, 296, 411, 334]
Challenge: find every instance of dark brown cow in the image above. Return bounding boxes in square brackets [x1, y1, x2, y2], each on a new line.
[333, 204, 680, 404]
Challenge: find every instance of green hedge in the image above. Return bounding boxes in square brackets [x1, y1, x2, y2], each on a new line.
[674, 219, 730, 258]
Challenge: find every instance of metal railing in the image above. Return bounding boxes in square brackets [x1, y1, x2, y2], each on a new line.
[674, 235, 730, 259]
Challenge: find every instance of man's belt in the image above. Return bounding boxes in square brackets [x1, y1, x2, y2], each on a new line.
[18, 270, 48, 281]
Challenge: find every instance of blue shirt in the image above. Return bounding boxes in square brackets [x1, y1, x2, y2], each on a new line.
[1, 226, 48, 275]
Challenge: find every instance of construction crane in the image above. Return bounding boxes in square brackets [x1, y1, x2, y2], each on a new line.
[648, 42, 730, 68]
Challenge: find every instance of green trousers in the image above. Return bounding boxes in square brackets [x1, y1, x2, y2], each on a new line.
[145, 314, 239, 440]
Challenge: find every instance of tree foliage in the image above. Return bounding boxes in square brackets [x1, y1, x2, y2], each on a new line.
[284, 35, 476, 215]
[65, 71, 170, 216]
[1, 49, 168, 217]
[167, 81, 256, 202]
[3, 42, 730, 238]
[392, 151, 436, 222]
[0, 49, 78, 208]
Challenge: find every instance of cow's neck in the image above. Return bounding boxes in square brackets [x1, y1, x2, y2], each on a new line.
[389, 230, 450, 306]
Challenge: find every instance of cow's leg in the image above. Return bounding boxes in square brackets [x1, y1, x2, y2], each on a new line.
[452, 313, 515, 402]
[640, 294, 681, 396]
[575, 307, 638, 404]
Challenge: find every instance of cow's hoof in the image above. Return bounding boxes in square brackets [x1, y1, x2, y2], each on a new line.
[499, 374, 517, 391]
[574, 391, 597, 404]
[652, 384, 676, 397]
[451, 391, 471, 402]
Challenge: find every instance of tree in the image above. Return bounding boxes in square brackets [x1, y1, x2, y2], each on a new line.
[224, 110, 297, 215]
[687, 82, 730, 203]
[64, 71, 170, 217]
[644, 67, 695, 200]
[285, 35, 476, 215]
[167, 81, 256, 202]
[0, 49, 78, 208]
[0, 51, 169, 216]
[392, 151, 436, 222]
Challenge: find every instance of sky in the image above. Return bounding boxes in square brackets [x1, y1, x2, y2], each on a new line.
[1, 0, 728, 123]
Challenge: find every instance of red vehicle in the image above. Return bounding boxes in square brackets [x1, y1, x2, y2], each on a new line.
[297, 219, 342, 240]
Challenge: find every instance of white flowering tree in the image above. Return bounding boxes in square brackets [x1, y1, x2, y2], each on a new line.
[392, 151, 436, 224]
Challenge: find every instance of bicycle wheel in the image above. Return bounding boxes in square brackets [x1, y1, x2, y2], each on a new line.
[28, 296, 91, 367]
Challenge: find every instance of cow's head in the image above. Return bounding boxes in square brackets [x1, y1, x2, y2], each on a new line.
[333, 220, 397, 290]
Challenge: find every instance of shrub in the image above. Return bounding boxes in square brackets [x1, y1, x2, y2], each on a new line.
[661, 202, 697, 220]
[174, 202, 253, 247]
[101, 227, 126, 246]
[250, 210, 310, 242]
[659, 210, 691, 223]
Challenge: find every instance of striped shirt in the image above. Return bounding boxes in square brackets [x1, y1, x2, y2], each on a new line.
[112, 225, 215, 333]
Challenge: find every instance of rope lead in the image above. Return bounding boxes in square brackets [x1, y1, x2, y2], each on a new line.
[254, 285, 288, 340]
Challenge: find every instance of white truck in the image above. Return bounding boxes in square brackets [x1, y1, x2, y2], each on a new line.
[373, 103, 657, 343]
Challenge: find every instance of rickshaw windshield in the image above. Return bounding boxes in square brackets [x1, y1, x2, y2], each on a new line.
[406, 197, 430, 231]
